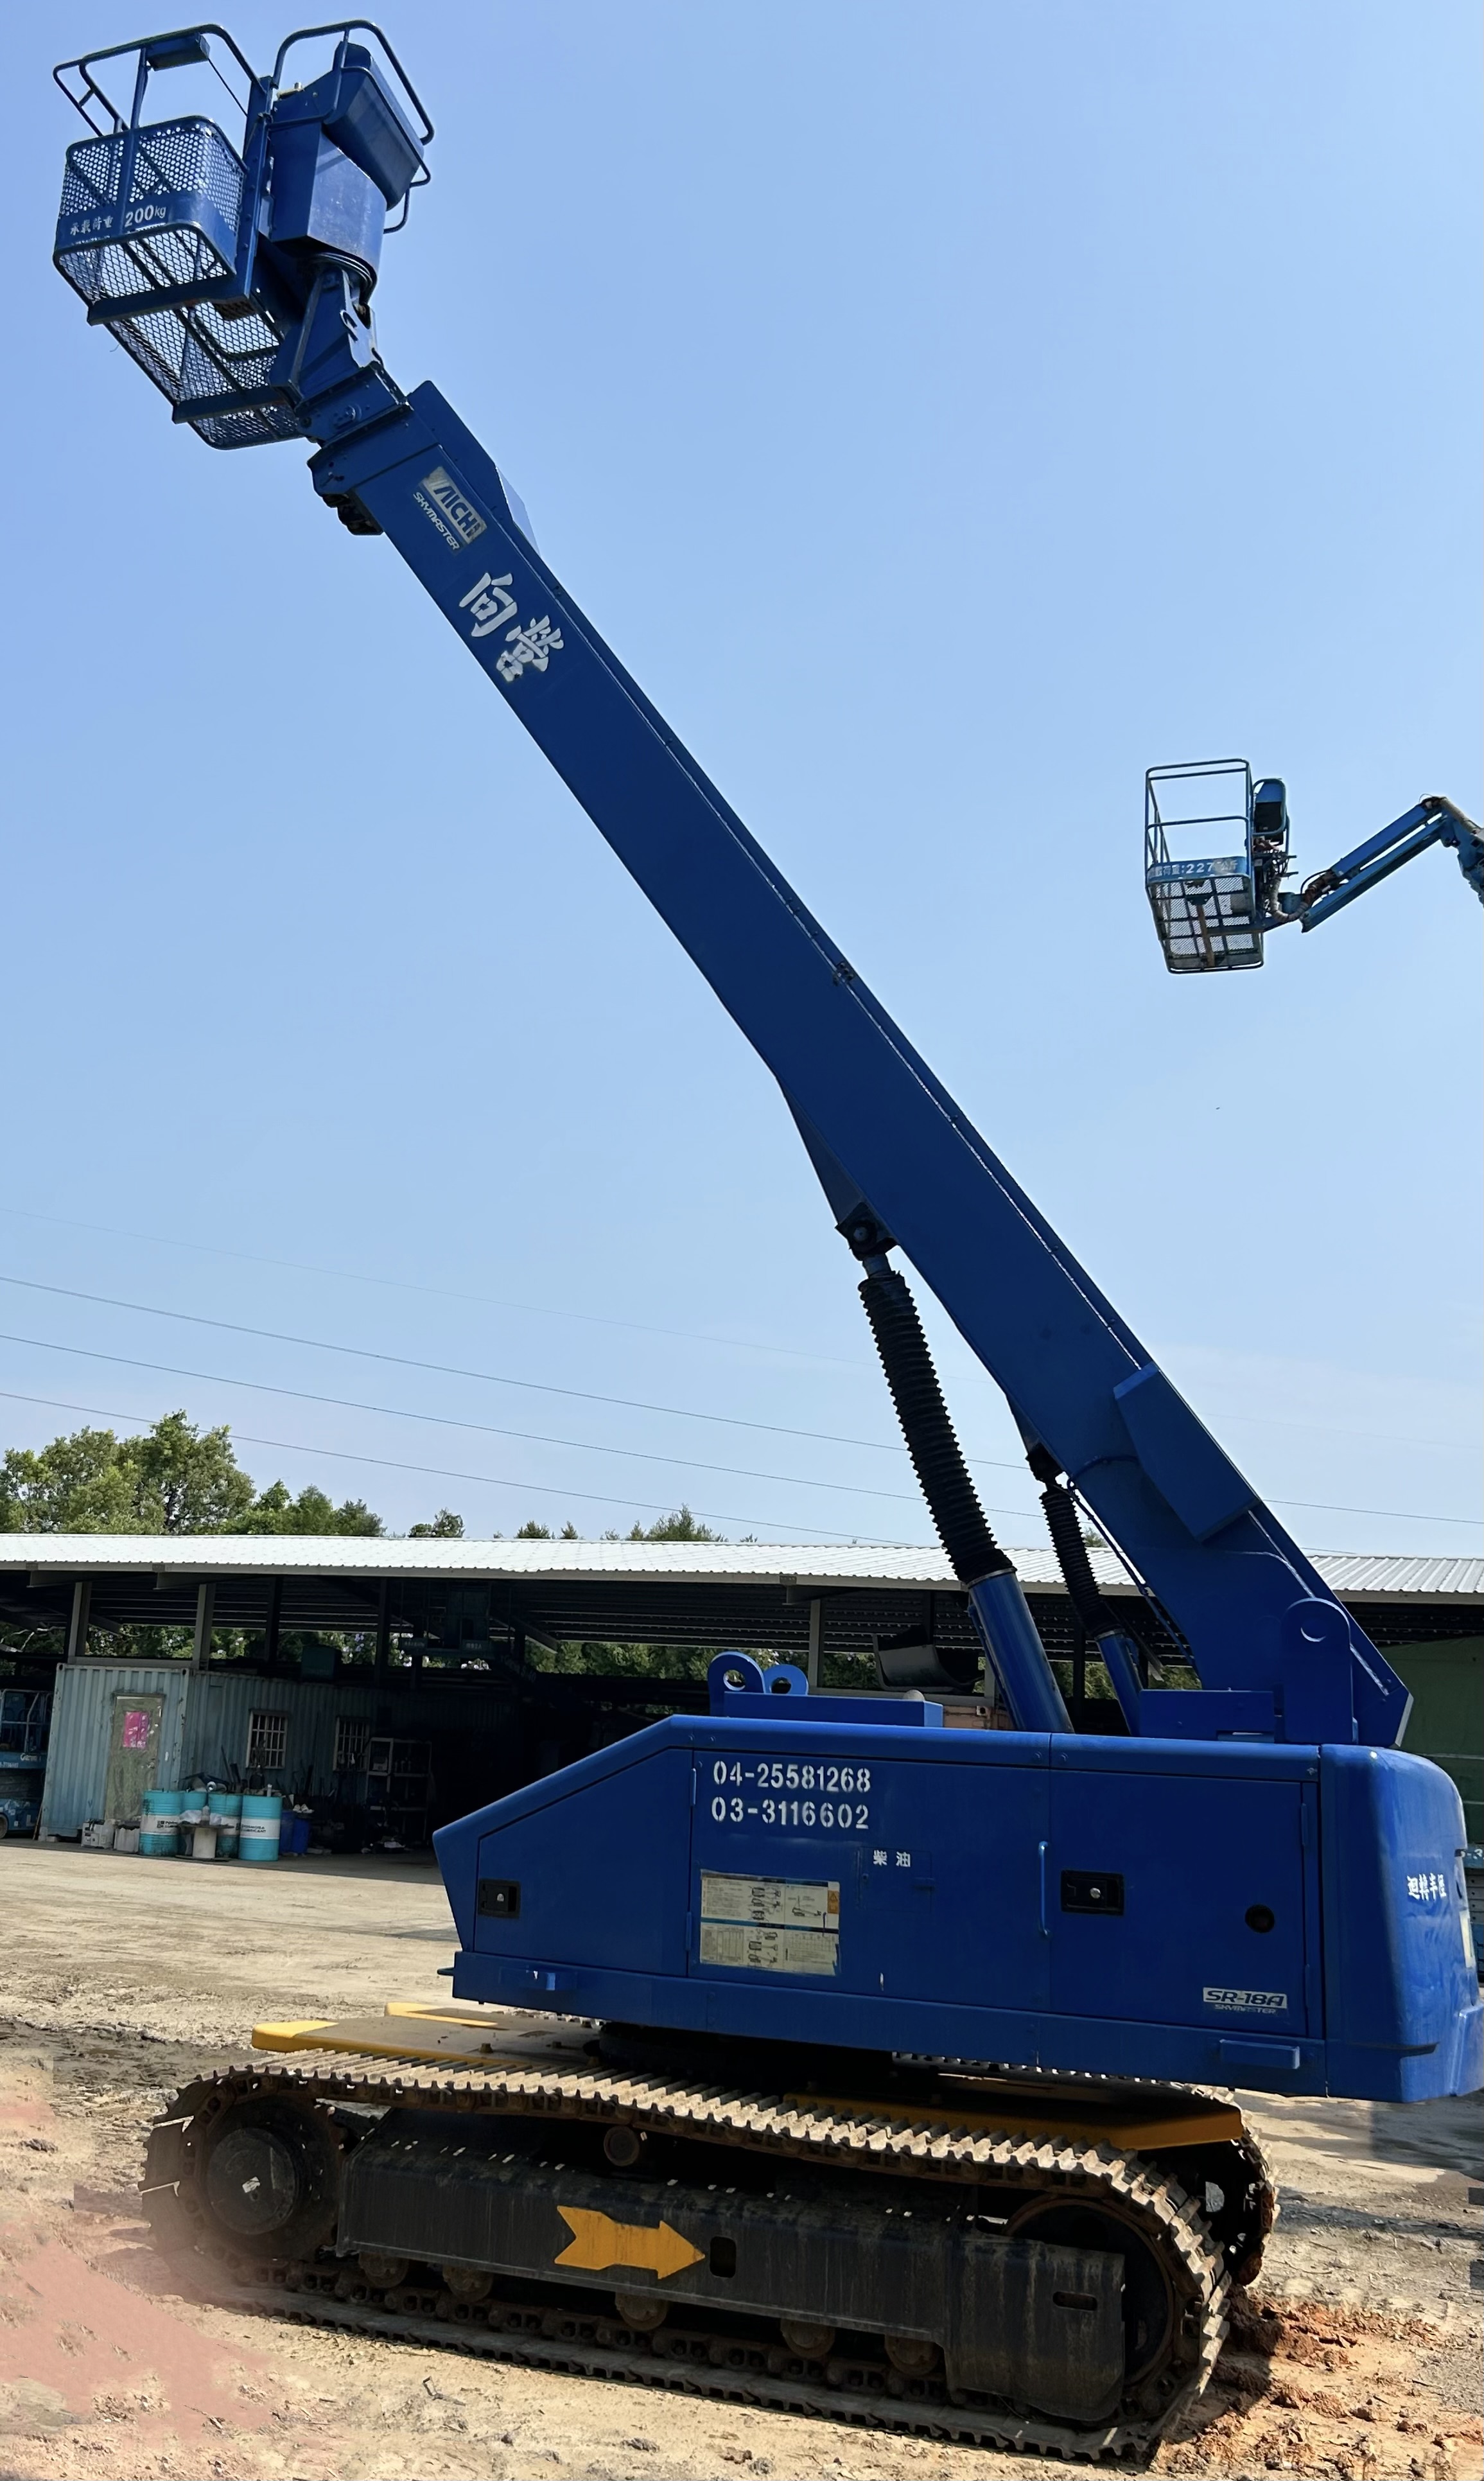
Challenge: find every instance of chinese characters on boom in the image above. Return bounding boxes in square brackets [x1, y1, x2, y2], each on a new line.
[1407, 1870, 1451, 1900]
[706, 1754, 887, 1839]
[458, 570, 564, 684]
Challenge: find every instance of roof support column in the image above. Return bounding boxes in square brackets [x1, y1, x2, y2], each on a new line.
[63, 1579, 91, 1663]
[191, 1579, 216, 1674]
[1070, 1618, 1087, 1726]
[805, 1596, 823, 1689]
[374, 1581, 390, 1683]
[263, 1577, 282, 1671]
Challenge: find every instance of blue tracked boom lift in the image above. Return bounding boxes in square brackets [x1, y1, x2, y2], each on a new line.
[55, 26, 1480, 2451]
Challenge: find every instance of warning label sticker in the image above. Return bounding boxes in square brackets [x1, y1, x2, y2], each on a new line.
[698, 1874, 840, 1974]
[699, 1922, 840, 1976]
[701, 1873, 838, 1929]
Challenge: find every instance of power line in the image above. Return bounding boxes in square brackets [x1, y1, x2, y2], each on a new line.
[1174, 1398, 1477, 1458]
[0, 1326, 956, 1509]
[4, 1211, 1472, 1460]
[1252, 1495, 1480, 1527]
[0, 1201, 862, 1372]
[0, 1268, 1020, 1465]
[0, 1387, 918, 1545]
[1, 1282, 1474, 1537]
[0, 1342, 1474, 1534]
[8, 1205, 1479, 1459]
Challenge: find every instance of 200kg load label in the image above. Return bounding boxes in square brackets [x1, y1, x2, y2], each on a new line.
[698, 1873, 840, 1976]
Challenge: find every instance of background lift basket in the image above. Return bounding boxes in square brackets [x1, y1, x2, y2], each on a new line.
[1144, 758, 1263, 973]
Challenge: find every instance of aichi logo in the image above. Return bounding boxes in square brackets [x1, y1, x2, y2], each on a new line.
[416, 466, 487, 548]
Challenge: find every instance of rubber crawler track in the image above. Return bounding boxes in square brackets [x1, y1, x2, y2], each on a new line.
[146, 2051, 1257, 2460]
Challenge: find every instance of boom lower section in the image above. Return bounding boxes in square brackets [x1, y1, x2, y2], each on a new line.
[304, 385, 1411, 1754]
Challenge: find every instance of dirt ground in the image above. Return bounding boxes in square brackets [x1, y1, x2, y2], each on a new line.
[1, 1843, 1479, 2481]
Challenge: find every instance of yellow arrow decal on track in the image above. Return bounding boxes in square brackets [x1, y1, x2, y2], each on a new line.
[554, 2205, 705, 2281]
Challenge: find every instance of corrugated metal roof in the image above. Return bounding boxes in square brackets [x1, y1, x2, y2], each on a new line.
[1297, 1553, 1484, 1600]
[1, 1535, 959, 1588]
[3, 1536, 1479, 1598]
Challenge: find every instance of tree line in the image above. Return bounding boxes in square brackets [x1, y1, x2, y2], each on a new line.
[0, 1412, 720, 1546]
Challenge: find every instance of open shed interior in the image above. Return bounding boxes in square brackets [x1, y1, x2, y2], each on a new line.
[4, 1541, 1479, 1848]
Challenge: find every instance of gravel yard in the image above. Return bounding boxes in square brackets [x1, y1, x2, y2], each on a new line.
[1, 1843, 1479, 2480]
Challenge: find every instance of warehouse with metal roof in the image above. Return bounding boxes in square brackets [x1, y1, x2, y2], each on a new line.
[4, 1538, 1479, 1848]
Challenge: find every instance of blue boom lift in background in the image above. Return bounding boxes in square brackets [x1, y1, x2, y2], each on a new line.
[53, 24, 1481, 2452]
[1144, 758, 1482, 974]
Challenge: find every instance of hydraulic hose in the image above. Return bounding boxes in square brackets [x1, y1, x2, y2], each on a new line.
[858, 1267, 1009, 1587]
[1026, 1442, 1144, 1728]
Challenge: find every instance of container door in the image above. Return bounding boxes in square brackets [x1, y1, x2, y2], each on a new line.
[103, 1694, 164, 1823]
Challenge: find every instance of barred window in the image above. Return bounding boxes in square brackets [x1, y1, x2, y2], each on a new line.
[333, 1716, 371, 1773]
[246, 1710, 288, 1771]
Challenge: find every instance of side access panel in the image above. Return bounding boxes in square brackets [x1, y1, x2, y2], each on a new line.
[1048, 1757, 1312, 2048]
[466, 1744, 694, 1981]
[690, 1737, 1051, 2013]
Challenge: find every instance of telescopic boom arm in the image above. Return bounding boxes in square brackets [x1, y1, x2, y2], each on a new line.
[1282, 794, 1484, 932]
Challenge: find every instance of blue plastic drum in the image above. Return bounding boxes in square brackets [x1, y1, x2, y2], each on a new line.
[238, 1792, 281, 1864]
[139, 1787, 184, 1857]
[207, 1790, 242, 1859]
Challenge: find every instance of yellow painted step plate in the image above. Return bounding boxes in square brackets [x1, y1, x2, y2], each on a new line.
[252, 2002, 594, 2067]
[792, 2086, 1244, 2149]
[250, 2006, 1243, 2150]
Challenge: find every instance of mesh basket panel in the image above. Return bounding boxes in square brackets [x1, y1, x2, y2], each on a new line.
[57, 116, 291, 450]
[60, 136, 123, 218]
[58, 121, 244, 230]
[1147, 873, 1260, 972]
[104, 299, 284, 414]
[179, 314, 280, 399]
[109, 306, 193, 402]
[192, 404, 301, 449]
[57, 225, 232, 307]
[128, 119, 245, 225]
[56, 243, 109, 307]
[191, 299, 280, 358]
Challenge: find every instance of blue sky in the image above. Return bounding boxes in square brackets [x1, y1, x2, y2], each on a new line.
[3, 1, 1478, 1554]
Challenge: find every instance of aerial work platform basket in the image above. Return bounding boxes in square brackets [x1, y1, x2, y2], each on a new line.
[1144, 759, 1262, 973]
[52, 24, 430, 450]
[55, 110, 295, 448]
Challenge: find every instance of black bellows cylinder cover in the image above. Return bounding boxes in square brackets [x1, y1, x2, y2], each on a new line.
[859, 1268, 1009, 1586]
[1029, 1446, 1115, 1639]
